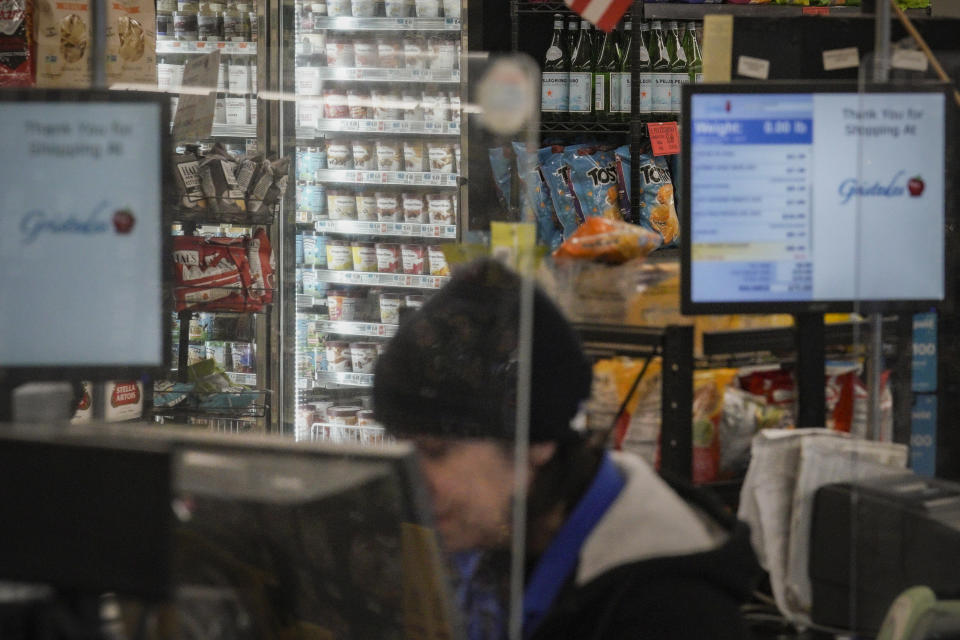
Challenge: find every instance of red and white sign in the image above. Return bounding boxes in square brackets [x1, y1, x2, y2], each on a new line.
[103, 380, 143, 422]
[565, 0, 632, 33]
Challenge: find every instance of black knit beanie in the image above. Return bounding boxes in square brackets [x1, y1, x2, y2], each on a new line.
[373, 258, 592, 442]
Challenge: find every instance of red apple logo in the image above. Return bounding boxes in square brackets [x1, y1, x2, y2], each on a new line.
[908, 176, 925, 197]
[113, 209, 135, 234]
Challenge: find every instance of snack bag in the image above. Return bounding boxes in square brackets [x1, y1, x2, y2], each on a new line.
[738, 366, 795, 429]
[246, 228, 275, 305]
[172, 151, 207, 209]
[691, 368, 738, 484]
[35, 0, 91, 87]
[0, 0, 33, 86]
[635, 153, 679, 247]
[513, 141, 562, 251]
[591, 356, 663, 450]
[553, 216, 661, 264]
[539, 144, 584, 238]
[614, 145, 632, 222]
[105, 0, 156, 86]
[488, 146, 513, 213]
[565, 146, 622, 221]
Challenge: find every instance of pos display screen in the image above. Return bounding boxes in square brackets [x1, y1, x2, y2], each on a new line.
[0, 90, 170, 377]
[681, 83, 947, 315]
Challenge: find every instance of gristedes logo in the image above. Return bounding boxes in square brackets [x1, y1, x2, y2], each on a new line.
[837, 170, 925, 205]
[20, 200, 135, 244]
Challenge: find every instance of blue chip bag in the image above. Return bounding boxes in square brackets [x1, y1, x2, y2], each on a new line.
[539, 144, 585, 238]
[565, 145, 622, 221]
[635, 152, 679, 247]
[614, 145, 632, 222]
[488, 146, 513, 213]
[513, 142, 563, 251]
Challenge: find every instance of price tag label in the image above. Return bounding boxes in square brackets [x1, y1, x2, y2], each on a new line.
[345, 120, 359, 130]
[400, 223, 414, 234]
[737, 55, 770, 79]
[647, 122, 681, 156]
[823, 47, 860, 71]
[892, 49, 929, 72]
[801, 6, 829, 15]
[195, 41, 207, 49]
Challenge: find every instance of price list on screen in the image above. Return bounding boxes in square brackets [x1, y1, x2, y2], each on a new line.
[689, 100, 816, 302]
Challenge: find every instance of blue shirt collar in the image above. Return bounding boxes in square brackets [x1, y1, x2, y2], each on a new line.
[522, 451, 626, 638]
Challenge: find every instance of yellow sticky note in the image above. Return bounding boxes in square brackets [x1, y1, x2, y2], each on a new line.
[702, 15, 734, 83]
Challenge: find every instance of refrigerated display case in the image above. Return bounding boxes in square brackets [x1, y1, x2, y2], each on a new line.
[288, 2, 467, 441]
[149, 0, 277, 434]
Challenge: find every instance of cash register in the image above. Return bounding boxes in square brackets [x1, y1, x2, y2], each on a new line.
[809, 473, 960, 635]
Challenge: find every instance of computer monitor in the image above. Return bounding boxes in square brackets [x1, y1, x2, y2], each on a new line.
[681, 82, 948, 315]
[0, 424, 462, 640]
[0, 89, 170, 379]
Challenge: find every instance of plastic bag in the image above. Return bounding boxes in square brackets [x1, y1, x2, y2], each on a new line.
[553, 216, 662, 264]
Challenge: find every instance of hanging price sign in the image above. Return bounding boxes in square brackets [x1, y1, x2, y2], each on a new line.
[647, 122, 681, 156]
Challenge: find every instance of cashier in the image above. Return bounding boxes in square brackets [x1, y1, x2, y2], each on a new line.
[373, 258, 760, 640]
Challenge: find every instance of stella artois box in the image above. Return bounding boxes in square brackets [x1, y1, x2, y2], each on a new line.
[102, 380, 143, 422]
[70, 380, 93, 423]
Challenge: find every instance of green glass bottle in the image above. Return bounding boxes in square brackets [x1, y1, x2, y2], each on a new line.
[611, 19, 632, 122]
[684, 21, 703, 84]
[568, 19, 594, 121]
[541, 13, 569, 123]
[565, 16, 578, 59]
[647, 20, 671, 114]
[636, 21, 650, 115]
[594, 27, 618, 122]
[665, 21, 687, 113]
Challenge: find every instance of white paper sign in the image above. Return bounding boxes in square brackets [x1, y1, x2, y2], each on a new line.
[892, 48, 929, 72]
[172, 50, 220, 143]
[737, 55, 770, 80]
[822, 47, 860, 71]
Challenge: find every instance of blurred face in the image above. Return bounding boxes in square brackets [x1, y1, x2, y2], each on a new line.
[412, 436, 555, 552]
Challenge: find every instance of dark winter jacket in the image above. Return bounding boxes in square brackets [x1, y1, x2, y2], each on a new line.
[527, 451, 761, 640]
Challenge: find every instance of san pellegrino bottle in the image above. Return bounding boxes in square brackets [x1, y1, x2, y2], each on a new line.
[568, 19, 594, 120]
[565, 16, 578, 61]
[648, 20, 671, 114]
[683, 21, 703, 84]
[666, 21, 687, 113]
[611, 19, 632, 121]
[594, 27, 618, 122]
[541, 14, 569, 122]
[636, 21, 650, 115]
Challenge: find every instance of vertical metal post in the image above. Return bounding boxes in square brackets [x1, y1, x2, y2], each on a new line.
[795, 313, 826, 427]
[660, 325, 693, 481]
[90, 0, 107, 88]
[868, 0, 891, 439]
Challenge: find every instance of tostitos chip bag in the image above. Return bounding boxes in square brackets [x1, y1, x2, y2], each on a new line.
[564, 145, 623, 222]
[513, 142, 563, 251]
[539, 144, 585, 239]
[635, 153, 679, 247]
[614, 145, 632, 222]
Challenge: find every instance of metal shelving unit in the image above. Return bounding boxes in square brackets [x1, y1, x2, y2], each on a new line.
[314, 220, 457, 238]
[299, 119, 461, 137]
[310, 268, 449, 290]
[313, 169, 460, 187]
[311, 16, 461, 30]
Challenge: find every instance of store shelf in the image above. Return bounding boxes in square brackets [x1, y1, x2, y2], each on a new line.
[515, 1, 569, 13]
[314, 219, 457, 238]
[297, 294, 327, 309]
[309, 67, 460, 83]
[226, 372, 258, 386]
[315, 168, 459, 187]
[310, 16, 461, 30]
[541, 120, 630, 134]
[210, 123, 258, 138]
[313, 268, 449, 289]
[156, 40, 257, 55]
[641, 3, 929, 19]
[315, 371, 375, 387]
[316, 320, 398, 337]
[170, 208, 275, 225]
[573, 323, 666, 359]
[152, 389, 269, 418]
[700, 318, 902, 358]
[299, 119, 460, 138]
